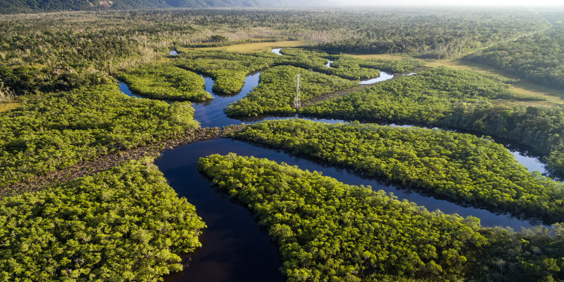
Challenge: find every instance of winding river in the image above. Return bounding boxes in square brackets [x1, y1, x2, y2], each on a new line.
[116, 48, 552, 282]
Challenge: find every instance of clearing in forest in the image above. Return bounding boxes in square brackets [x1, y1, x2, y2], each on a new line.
[0, 103, 19, 113]
[424, 58, 564, 106]
[185, 40, 307, 53]
[350, 53, 564, 106]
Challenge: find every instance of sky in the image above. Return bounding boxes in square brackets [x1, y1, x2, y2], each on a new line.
[332, 0, 564, 6]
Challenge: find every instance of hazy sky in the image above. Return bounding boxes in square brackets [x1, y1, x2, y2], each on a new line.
[335, 0, 564, 6]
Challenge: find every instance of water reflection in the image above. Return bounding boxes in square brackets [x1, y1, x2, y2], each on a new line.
[192, 73, 262, 128]
[271, 48, 283, 55]
[158, 139, 284, 282]
[117, 79, 143, 98]
[509, 148, 547, 175]
[359, 71, 395, 84]
[129, 50, 557, 281]
[159, 137, 544, 281]
[117, 69, 553, 178]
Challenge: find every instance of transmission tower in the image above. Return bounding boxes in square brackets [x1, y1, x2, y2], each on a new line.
[294, 73, 301, 109]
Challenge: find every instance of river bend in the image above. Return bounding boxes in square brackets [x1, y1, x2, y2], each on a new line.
[113, 48, 553, 282]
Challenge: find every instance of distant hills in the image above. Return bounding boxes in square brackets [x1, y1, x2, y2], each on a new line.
[0, 0, 264, 14]
[259, 0, 329, 6]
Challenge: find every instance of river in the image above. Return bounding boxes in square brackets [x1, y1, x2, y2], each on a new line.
[115, 48, 552, 282]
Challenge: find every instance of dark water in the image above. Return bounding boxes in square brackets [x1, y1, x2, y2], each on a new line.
[157, 137, 542, 282]
[187, 69, 548, 176]
[157, 139, 284, 282]
[192, 73, 261, 128]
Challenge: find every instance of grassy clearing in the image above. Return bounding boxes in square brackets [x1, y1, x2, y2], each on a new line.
[349, 53, 564, 106]
[184, 40, 307, 53]
[424, 58, 564, 106]
[0, 103, 20, 113]
[349, 53, 409, 61]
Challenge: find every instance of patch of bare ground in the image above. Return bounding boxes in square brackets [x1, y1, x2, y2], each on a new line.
[303, 85, 372, 107]
[0, 102, 20, 113]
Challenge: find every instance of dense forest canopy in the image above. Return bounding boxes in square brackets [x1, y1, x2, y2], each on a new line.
[467, 25, 564, 91]
[300, 67, 564, 177]
[313, 9, 549, 58]
[0, 9, 551, 95]
[116, 63, 213, 101]
[198, 153, 488, 281]
[0, 157, 205, 280]
[226, 65, 358, 117]
[174, 48, 410, 96]
[175, 50, 280, 94]
[199, 153, 564, 281]
[223, 120, 564, 223]
[302, 66, 538, 124]
[2, 7, 564, 282]
[0, 83, 199, 188]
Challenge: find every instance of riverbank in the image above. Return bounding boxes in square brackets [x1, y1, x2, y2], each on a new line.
[1, 127, 219, 197]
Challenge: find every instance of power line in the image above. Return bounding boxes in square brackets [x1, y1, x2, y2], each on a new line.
[294, 73, 301, 109]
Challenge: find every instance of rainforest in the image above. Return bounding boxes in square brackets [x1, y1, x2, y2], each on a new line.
[1, 5, 564, 282]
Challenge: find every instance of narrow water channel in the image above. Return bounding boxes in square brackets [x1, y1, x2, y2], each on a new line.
[118, 67, 549, 176]
[115, 49, 554, 281]
[272, 48, 283, 55]
[186, 67, 549, 176]
[117, 79, 143, 98]
[192, 73, 261, 128]
[271, 48, 395, 85]
[359, 71, 395, 84]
